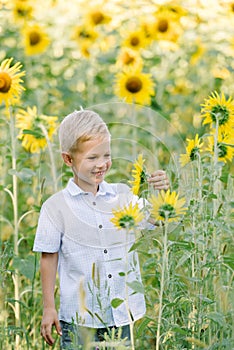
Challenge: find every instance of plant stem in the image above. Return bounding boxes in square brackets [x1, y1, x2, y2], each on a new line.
[212, 118, 219, 217]
[131, 103, 137, 159]
[125, 228, 135, 350]
[39, 123, 57, 193]
[9, 107, 20, 349]
[156, 221, 168, 350]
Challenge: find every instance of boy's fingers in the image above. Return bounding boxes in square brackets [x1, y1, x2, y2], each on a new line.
[55, 319, 62, 336]
[41, 324, 55, 346]
[148, 171, 168, 183]
[148, 171, 164, 180]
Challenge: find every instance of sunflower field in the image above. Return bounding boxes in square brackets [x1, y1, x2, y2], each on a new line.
[0, 0, 233, 349]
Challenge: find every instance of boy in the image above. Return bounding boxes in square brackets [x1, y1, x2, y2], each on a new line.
[33, 109, 169, 349]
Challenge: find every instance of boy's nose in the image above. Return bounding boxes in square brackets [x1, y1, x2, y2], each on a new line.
[96, 158, 107, 168]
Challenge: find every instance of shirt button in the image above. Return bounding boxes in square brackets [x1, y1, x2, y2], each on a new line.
[99, 224, 103, 229]
[104, 249, 108, 254]
[108, 274, 112, 278]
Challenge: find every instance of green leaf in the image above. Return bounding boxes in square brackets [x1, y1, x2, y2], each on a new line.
[206, 312, 225, 326]
[136, 317, 152, 336]
[119, 272, 125, 276]
[22, 129, 43, 137]
[171, 325, 188, 335]
[8, 168, 36, 183]
[198, 295, 215, 304]
[111, 298, 124, 308]
[176, 251, 192, 269]
[208, 193, 218, 199]
[223, 255, 234, 269]
[128, 240, 142, 252]
[12, 255, 38, 281]
[219, 172, 229, 183]
[126, 280, 145, 294]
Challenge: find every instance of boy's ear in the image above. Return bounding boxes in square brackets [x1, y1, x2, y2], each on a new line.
[62, 152, 73, 166]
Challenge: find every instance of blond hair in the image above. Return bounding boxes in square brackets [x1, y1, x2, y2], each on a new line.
[59, 110, 110, 153]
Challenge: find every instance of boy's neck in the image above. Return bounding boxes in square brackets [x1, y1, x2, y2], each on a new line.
[73, 177, 100, 195]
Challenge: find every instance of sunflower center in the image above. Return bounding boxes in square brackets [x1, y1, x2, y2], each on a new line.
[79, 30, 91, 39]
[140, 170, 147, 185]
[158, 19, 169, 33]
[17, 7, 30, 17]
[123, 52, 134, 65]
[211, 105, 229, 125]
[131, 36, 140, 47]
[125, 77, 142, 93]
[91, 11, 104, 25]
[170, 6, 179, 14]
[119, 215, 135, 228]
[159, 204, 176, 219]
[0, 72, 12, 93]
[29, 31, 41, 46]
[217, 143, 227, 158]
[190, 146, 199, 161]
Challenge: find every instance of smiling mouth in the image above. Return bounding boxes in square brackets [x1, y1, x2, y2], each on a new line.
[92, 170, 106, 176]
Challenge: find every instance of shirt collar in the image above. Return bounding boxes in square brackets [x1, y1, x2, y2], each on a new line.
[66, 178, 116, 197]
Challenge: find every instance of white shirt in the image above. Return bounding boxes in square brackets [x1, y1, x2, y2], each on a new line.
[33, 179, 146, 328]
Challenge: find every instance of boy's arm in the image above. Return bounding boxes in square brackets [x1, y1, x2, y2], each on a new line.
[40, 252, 62, 346]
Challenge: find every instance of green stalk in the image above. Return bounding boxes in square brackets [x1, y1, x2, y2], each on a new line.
[39, 123, 57, 193]
[9, 107, 20, 349]
[125, 227, 135, 350]
[212, 117, 220, 309]
[129, 103, 137, 159]
[156, 220, 168, 350]
[212, 118, 219, 218]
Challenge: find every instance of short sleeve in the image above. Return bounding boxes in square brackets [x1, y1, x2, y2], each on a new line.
[33, 203, 63, 253]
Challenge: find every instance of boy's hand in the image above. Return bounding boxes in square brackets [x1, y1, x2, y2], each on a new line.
[147, 170, 170, 190]
[41, 307, 62, 346]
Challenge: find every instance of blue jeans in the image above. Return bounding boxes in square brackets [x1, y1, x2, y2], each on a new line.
[60, 321, 131, 350]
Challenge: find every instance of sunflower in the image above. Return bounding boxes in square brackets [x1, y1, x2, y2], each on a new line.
[149, 190, 187, 223]
[122, 29, 149, 51]
[129, 154, 148, 195]
[149, 13, 182, 43]
[71, 25, 99, 57]
[16, 106, 58, 153]
[115, 68, 155, 105]
[180, 134, 203, 167]
[80, 42, 92, 58]
[228, 2, 234, 14]
[111, 202, 144, 230]
[116, 47, 143, 71]
[71, 24, 98, 46]
[201, 91, 234, 133]
[206, 132, 234, 163]
[12, 0, 34, 22]
[190, 39, 206, 66]
[155, 3, 187, 20]
[85, 8, 111, 26]
[22, 24, 50, 56]
[0, 57, 25, 107]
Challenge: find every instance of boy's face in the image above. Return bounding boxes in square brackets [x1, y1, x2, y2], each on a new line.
[65, 137, 112, 193]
